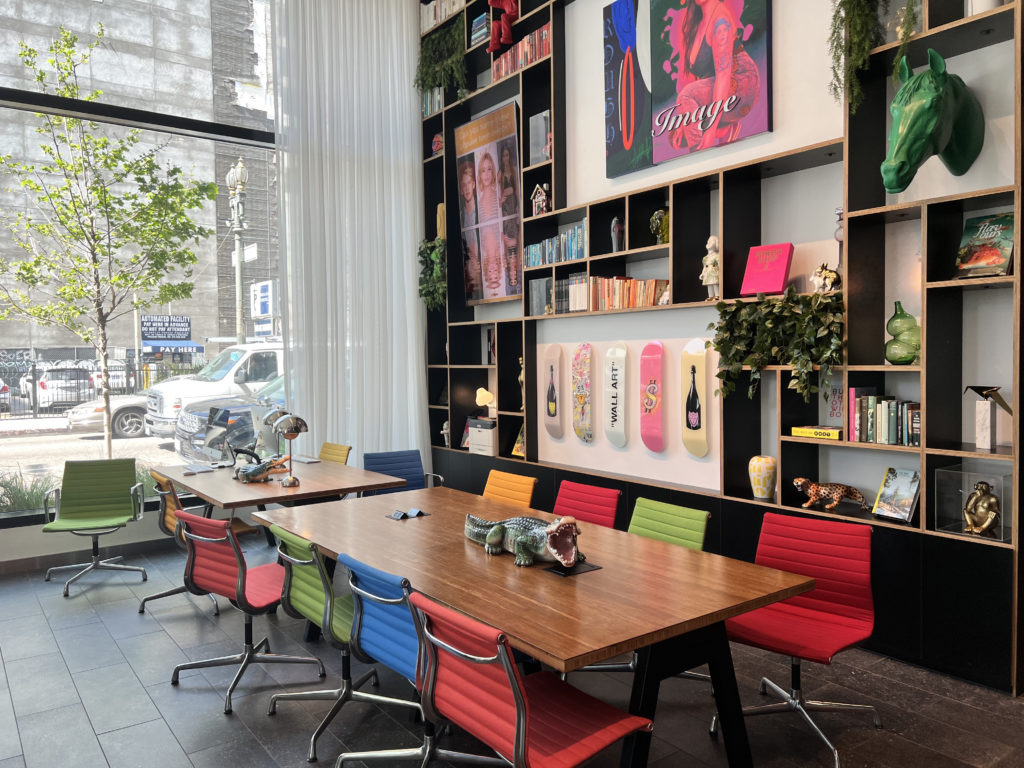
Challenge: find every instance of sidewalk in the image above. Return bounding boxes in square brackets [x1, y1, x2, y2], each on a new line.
[0, 415, 69, 436]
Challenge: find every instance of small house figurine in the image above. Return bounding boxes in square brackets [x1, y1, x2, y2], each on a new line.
[531, 183, 550, 216]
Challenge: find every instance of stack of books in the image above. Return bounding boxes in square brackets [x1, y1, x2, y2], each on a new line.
[524, 219, 587, 267]
[492, 22, 551, 82]
[848, 387, 920, 445]
[470, 13, 489, 47]
[421, 86, 444, 117]
[420, 0, 467, 33]
[589, 277, 668, 311]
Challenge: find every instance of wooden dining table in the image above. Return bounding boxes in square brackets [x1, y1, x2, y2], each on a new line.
[254, 486, 814, 768]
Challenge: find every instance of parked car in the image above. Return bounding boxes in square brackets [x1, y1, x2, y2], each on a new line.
[174, 375, 285, 463]
[146, 341, 283, 438]
[88, 362, 132, 393]
[66, 393, 149, 439]
[0, 378, 9, 413]
[34, 367, 95, 409]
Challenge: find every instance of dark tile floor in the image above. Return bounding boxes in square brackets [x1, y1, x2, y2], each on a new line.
[2, 536, 1023, 768]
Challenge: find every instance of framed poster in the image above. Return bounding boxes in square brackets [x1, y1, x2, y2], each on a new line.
[604, 0, 653, 178]
[454, 104, 523, 304]
[650, 0, 772, 165]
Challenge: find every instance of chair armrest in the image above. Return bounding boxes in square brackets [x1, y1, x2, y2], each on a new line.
[425, 472, 445, 488]
[130, 482, 145, 521]
[43, 487, 60, 523]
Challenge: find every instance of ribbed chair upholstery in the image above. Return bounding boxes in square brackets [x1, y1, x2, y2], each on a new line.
[318, 441, 352, 465]
[170, 510, 325, 714]
[137, 470, 218, 615]
[482, 469, 537, 507]
[710, 513, 880, 768]
[266, 526, 379, 762]
[408, 591, 653, 768]
[575, 498, 710, 680]
[361, 449, 443, 496]
[42, 459, 147, 597]
[333, 554, 427, 767]
[551, 479, 620, 528]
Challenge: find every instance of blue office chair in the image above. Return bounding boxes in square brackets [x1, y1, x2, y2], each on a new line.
[333, 554, 432, 766]
[361, 449, 443, 496]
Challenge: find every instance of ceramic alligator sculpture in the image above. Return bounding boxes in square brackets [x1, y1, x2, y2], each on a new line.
[464, 514, 582, 567]
[234, 455, 289, 483]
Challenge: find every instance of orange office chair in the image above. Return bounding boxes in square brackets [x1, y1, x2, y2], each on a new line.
[482, 469, 537, 507]
[551, 479, 620, 528]
[710, 512, 881, 767]
[138, 470, 219, 615]
[407, 591, 653, 768]
[170, 509, 326, 714]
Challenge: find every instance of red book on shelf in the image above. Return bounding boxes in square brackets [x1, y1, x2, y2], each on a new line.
[740, 242, 794, 296]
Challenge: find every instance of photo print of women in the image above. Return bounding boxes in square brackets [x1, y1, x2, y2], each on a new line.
[454, 104, 523, 304]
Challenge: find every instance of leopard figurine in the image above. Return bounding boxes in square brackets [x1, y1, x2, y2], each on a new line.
[793, 477, 869, 511]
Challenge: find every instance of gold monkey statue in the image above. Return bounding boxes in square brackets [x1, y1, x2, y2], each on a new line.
[963, 480, 1000, 537]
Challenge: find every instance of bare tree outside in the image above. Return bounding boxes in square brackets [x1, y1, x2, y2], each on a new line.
[0, 26, 218, 458]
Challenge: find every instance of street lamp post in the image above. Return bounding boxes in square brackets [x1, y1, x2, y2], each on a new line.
[226, 157, 248, 346]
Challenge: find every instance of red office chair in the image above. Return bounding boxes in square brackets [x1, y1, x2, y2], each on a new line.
[170, 510, 326, 714]
[409, 591, 653, 768]
[551, 479, 620, 528]
[710, 512, 881, 767]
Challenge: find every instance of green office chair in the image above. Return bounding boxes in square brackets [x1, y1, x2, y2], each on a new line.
[267, 525, 380, 763]
[43, 458, 148, 597]
[574, 498, 710, 680]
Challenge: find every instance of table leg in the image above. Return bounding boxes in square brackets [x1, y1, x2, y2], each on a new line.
[620, 622, 751, 768]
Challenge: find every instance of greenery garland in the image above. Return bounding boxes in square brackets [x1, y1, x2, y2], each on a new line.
[414, 19, 467, 95]
[417, 237, 447, 311]
[828, 0, 889, 114]
[706, 287, 845, 403]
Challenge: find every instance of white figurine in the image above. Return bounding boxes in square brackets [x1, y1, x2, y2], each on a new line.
[700, 235, 720, 300]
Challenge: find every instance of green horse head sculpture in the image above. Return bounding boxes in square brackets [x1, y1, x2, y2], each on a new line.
[880, 48, 984, 194]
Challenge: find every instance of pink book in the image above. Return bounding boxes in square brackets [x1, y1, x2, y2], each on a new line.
[739, 242, 794, 296]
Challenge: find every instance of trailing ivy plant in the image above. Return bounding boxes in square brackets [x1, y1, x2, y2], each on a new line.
[414, 19, 467, 96]
[828, 0, 890, 114]
[417, 237, 447, 311]
[706, 287, 845, 403]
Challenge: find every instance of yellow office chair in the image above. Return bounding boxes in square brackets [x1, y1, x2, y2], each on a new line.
[482, 469, 537, 508]
[318, 442, 352, 465]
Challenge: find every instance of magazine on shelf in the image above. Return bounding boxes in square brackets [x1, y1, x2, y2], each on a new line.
[954, 212, 1014, 278]
[872, 467, 921, 522]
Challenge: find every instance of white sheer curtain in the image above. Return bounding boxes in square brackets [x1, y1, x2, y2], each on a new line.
[274, 0, 430, 466]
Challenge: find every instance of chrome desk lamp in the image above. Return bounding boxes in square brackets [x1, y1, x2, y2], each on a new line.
[263, 409, 308, 487]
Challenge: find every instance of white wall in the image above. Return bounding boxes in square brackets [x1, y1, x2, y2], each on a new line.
[564, 0, 842, 205]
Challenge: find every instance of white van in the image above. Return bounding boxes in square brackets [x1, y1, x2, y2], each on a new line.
[144, 341, 284, 438]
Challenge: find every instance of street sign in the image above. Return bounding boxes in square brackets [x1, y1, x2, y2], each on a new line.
[253, 317, 273, 337]
[250, 281, 274, 318]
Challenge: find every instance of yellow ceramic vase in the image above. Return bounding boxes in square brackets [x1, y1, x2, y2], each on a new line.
[748, 455, 777, 500]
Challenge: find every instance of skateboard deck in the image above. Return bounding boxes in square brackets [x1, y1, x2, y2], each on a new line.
[543, 345, 563, 439]
[603, 342, 628, 448]
[572, 343, 594, 443]
[640, 341, 664, 452]
[681, 339, 709, 458]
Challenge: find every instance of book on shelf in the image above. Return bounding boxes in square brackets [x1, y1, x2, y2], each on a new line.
[491, 21, 550, 82]
[511, 424, 526, 458]
[589, 276, 668, 311]
[824, 374, 844, 427]
[872, 467, 921, 523]
[528, 276, 552, 316]
[848, 386, 876, 441]
[790, 425, 843, 440]
[739, 242, 794, 296]
[524, 219, 587, 267]
[470, 13, 488, 46]
[954, 212, 1014, 278]
[420, 0, 467, 33]
[528, 110, 552, 166]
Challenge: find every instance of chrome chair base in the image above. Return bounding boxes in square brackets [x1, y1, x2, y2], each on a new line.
[335, 726, 505, 767]
[171, 614, 325, 714]
[709, 672, 882, 768]
[45, 553, 147, 597]
[138, 584, 219, 615]
[268, 661, 382, 762]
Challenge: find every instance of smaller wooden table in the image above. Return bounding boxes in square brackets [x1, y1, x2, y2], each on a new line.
[153, 461, 406, 510]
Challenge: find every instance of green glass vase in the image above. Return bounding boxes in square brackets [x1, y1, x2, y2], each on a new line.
[885, 337, 918, 365]
[886, 301, 916, 337]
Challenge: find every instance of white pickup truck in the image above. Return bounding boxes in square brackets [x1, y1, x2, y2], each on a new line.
[144, 341, 284, 439]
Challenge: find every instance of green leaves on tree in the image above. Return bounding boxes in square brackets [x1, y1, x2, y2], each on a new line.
[706, 287, 845, 403]
[417, 237, 447, 311]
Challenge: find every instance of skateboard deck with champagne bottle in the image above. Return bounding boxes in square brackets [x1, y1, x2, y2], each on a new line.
[543, 345, 563, 438]
[639, 341, 664, 452]
[571, 343, 594, 443]
[681, 339, 709, 458]
[603, 342, 628, 448]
